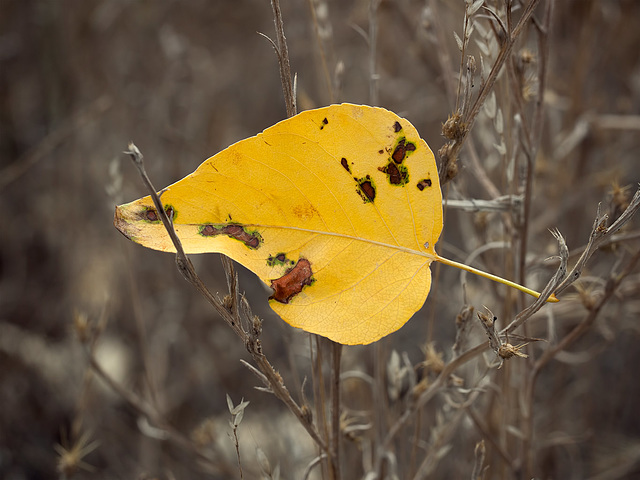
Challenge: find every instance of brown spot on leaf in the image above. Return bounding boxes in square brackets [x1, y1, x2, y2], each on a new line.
[393, 121, 402, 133]
[341, 157, 351, 173]
[141, 205, 175, 223]
[201, 225, 216, 236]
[417, 178, 432, 191]
[378, 149, 384, 154]
[267, 252, 293, 267]
[392, 139, 406, 163]
[379, 162, 409, 186]
[199, 223, 262, 249]
[320, 117, 328, 130]
[391, 138, 417, 164]
[356, 175, 376, 202]
[270, 258, 314, 304]
[361, 181, 375, 201]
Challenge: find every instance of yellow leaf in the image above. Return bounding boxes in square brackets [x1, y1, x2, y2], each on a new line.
[114, 104, 555, 345]
[115, 104, 441, 344]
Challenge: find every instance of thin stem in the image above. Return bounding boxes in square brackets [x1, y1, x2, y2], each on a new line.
[466, 407, 514, 472]
[427, 0, 457, 105]
[434, 254, 559, 302]
[368, 0, 380, 105]
[537, 249, 640, 373]
[454, 8, 470, 113]
[270, 0, 296, 117]
[307, 0, 334, 103]
[520, 5, 554, 474]
[313, 336, 330, 477]
[518, 139, 534, 310]
[123, 143, 329, 456]
[382, 342, 487, 452]
[232, 424, 243, 480]
[440, 0, 543, 183]
[330, 341, 342, 480]
[373, 340, 386, 477]
[124, 250, 159, 409]
[523, 248, 640, 478]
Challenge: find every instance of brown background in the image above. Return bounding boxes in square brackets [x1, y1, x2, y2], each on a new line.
[1, 1, 639, 479]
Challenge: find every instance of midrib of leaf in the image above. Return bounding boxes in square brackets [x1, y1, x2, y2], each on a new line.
[207, 222, 554, 302]
[189, 221, 438, 261]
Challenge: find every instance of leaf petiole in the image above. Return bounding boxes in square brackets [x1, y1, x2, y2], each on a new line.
[434, 254, 559, 303]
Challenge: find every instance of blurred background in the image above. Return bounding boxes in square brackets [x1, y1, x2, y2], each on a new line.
[1, 1, 639, 479]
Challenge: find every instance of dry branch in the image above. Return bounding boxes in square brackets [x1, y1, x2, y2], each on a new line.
[123, 143, 329, 456]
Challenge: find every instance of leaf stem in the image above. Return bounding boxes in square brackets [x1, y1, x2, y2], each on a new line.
[434, 254, 559, 303]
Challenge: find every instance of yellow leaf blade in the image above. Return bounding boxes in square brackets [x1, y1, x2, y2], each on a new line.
[115, 104, 443, 344]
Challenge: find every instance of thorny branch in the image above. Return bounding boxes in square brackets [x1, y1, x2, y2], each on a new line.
[522, 215, 640, 477]
[556, 186, 640, 295]
[535, 248, 640, 373]
[503, 228, 568, 333]
[123, 143, 328, 455]
[381, 186, 640, 451]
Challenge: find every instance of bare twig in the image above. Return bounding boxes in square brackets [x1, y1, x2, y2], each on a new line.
[536, 248, 640, 373]
[444, 195, 523, 213]
[330, 341, 343, 480]
[439, 0, 543, 185]
[555, 186, 640, 295]
[227, 395, 250, 480]
[123, 143, 329, 455]
[270, 0, 296, 117]
[303, 454, 328, 480]
[522, 247, 640, 478]
[503, 228, 568, 333]
[381, 224, 572, 450]
[307, 0, 335, 103]
[368, 0, 381, 105]
[373, 340, 387, 478]
[471, 439, 487, 480]
[466, 409, 514, 474]
[381, 341, 487, 452]
[514, 0, 554, 311]
[452, 304, 475, 357]
[381, 181, 639, 451]
[532, 0, 554, 151]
